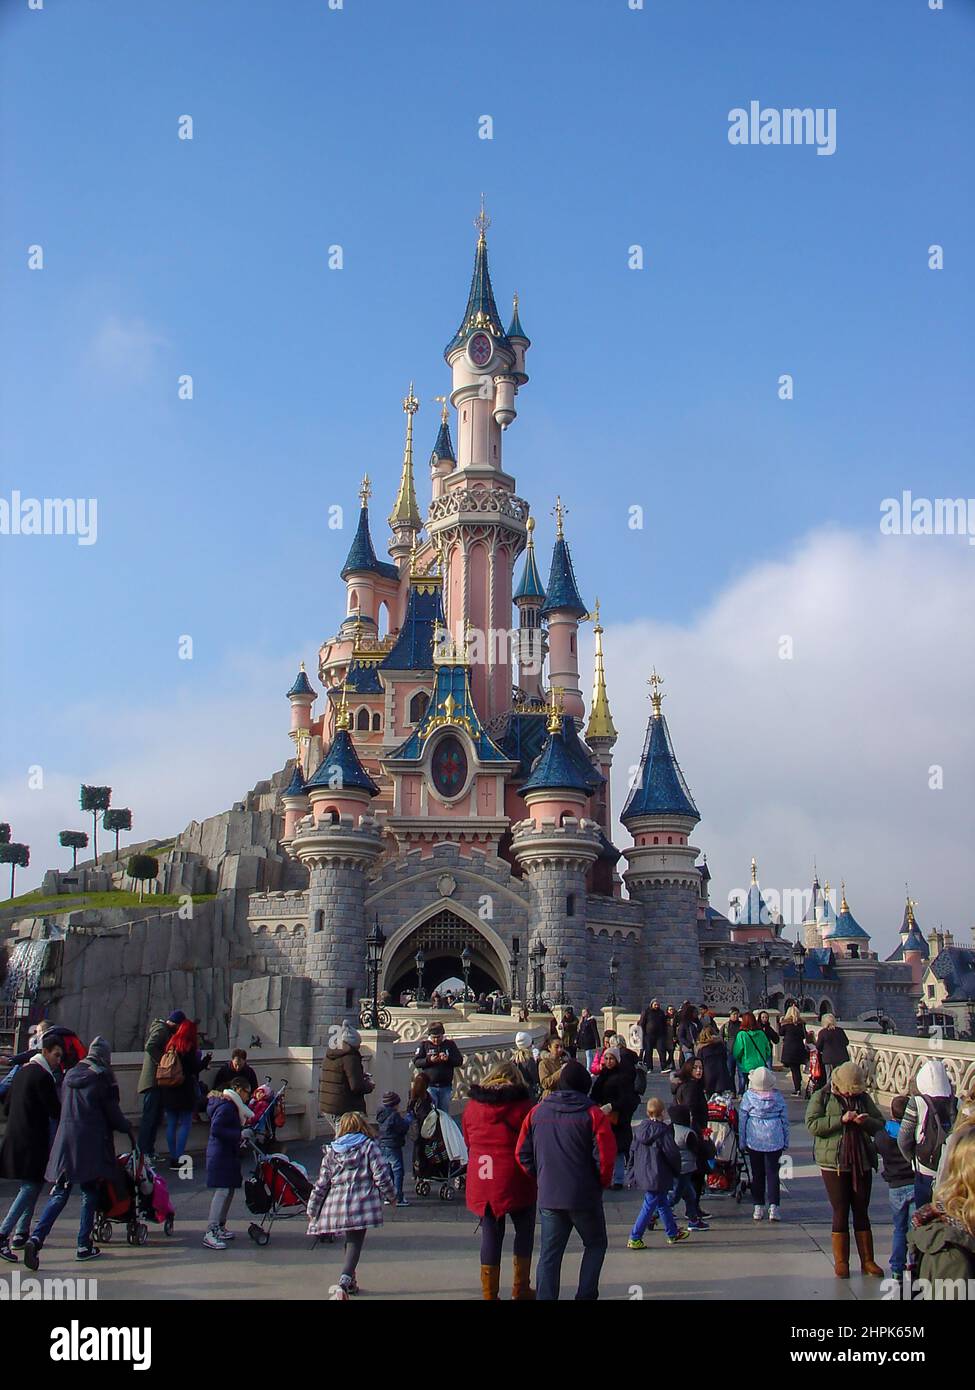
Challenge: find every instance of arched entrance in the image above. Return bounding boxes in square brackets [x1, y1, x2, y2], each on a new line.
[384, 908, 508, 1000]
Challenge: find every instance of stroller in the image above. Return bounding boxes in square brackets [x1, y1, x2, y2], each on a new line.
[412, 1106, 467, 1201]
[248, 1078, 288, 1155]
[242, 1123, 312, 1246]
[703, 1093, 751, 1202]
[94, 1150, 175, 1246]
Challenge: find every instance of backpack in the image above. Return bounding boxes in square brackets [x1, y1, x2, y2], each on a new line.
[915, 1096, 954, 1173]
[156, 1049, 184, 1088]
[633, 1061, 648, 1097]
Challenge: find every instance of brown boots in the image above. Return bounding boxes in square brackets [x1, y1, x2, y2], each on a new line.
[511, 1254, 536, 1300]
[854, 1229, 885, 1277]
[480, 1264, 500, 1300]
[831, 1232, 850, 1278]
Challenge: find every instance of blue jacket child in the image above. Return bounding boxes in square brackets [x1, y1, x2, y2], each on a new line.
[629, 1116, 682, 1192]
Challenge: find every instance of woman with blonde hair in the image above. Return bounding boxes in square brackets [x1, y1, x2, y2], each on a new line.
[462, 1060, 537, 1299]
[805, 1060, 885, 1278]
[910, 1125, 975, 1282]
[779, 1005, 807, 1098]
[306, 1109, 395, 1299]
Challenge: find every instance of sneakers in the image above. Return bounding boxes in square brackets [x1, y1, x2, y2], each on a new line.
[216, 1226, 236, 1241]
[0, 1238, 16, 1264]
[753, 1205, 767, 1221]
[767, 1205, 781, 1222]
[23, 1238, 40, 1272]
[76, 1245, 101, 1262]
[10, 1234, 28, 1251]
[687, 1220, 710, 1232]
[338, 1274, 358, 1296]
[667, 1228, 690, 1245]
[398, 1198, 410, 1208]
[626, 1238, 648, 1250]
[203, 1230, 227, 1250]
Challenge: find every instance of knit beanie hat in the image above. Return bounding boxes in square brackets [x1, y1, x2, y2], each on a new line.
[167, 1010, 186, 1025]
[557, 1059, 592, 1094]
[514, 1031, 532, 1049]
[831, 1061, 866, 1096]
[381, 1091, 401, 1107]
[749, 1067, 776, 1092]
[338, 1020, 361, 1048]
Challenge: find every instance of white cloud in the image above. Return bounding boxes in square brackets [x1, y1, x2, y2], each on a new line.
[85, 315, 168, 383]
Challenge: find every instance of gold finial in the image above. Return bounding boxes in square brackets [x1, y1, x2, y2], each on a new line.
[906, 891, 918, 928]
[299, 660, 306, 672]
[547, 686, 564, 734]
[474, 193, 491, 242]
[585, 598, 617, 743]
[513, 291, 519, 312]
[841, 881, 849, 914]
[389, 384, 421, 531]
[751, 857, 758, 885]
[552, 496, 567, 539]
[648, 668, 665, 717]
[358, 474, 372, 506]
[335, 683, 351, 732]
[526, 514, 535, 538]
[434, 394, 449, 425]
[824, 880, 831, 902]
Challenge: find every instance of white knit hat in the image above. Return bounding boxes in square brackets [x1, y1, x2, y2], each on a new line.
[748, 1066, 776, 1091]
[514, 1031, 532, 1049]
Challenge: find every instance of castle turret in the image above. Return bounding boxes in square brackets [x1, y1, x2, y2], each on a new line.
[584, 598, 618, 833]
[540, 498, 587, 719]
[825, 881, 873, 959]
[513, 515, 547, 700]
[286, 662, 316, 750]
[621, 669, 704, 1001]
[388, 384, 423, 569]
[341, 475, 399, 627]
[803, 869, 824, 949]
[429, 396, 456, 502]
[731, 857, 776, 941]
[280, 756, 309, 844]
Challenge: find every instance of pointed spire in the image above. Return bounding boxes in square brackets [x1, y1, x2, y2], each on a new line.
[514, 515, 546, 602]
[389, 383, 422, 531]
[286, 661, 316, 699]
[841, 880, 849, 914]
[342, 476, 398, 581]
[649, 668, 664, 718]
[751, 856, 758, 885]
[540, 501, 587, 619]
[547, 685, 564, 734]
[585, 599, 617, 741]
[444, 202, 508, 356]
[430, 395, 455, 465]
[507, 291, 530, 344]
[621, 670, 699, 824]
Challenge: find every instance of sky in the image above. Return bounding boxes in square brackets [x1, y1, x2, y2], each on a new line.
[1, 0, 973, 952]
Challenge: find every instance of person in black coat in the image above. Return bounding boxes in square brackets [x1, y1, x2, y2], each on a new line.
[638, 1001, 667, 1073]
[696, 1030, 732, 1096]
[211, 1049, 260, 1094]
[757, 1011, 780, 1047]
[671, 1059, 709, 1134]
[815, 1015, 850, 1085]
[23, 1037, 135, 1268]
[778, 1007, 807, 1096]
[675, 1004, 701, 1066]
[590, 1049, 641, 1188]
[0, 1034, 64, 1259]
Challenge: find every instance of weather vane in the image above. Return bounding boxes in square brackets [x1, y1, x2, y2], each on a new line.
[648, 667, 665, 716]
[552, 495, 567, 539]
[358, 474, 372, 506]
[474, 192, 491, 240]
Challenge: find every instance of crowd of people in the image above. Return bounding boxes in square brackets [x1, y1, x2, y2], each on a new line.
[2, 999, 975, 1300]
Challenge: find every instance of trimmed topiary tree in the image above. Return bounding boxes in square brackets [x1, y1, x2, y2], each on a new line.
[0, 842, 29, 898]
[80, 786, 112, 861]
[59, 829, 89, 869]
[127, 853, 159, 902]
[103, 808, 132, 860]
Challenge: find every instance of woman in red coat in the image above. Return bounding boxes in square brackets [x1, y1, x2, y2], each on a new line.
[462, 1060, 537, 1301]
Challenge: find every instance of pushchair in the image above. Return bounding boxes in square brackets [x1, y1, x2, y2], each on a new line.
[242, 1125, 312, 1246]
[248, 1078, 288, 1155]
[94, 1150, 175, 1245]
[412, 1106, 467, 1201]
[703, 1093, 750, 1202]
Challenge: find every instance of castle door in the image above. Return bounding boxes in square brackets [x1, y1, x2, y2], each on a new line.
[384, 908, 508, 1001]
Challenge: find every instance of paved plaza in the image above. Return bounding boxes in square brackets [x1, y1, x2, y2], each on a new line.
[0, 1071, 905, 1302]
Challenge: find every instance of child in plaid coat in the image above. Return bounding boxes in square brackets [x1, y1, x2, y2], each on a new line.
[307, 1110, 396, 1298]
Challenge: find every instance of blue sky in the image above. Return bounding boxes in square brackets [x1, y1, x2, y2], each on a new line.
[2, 0, 973, 944]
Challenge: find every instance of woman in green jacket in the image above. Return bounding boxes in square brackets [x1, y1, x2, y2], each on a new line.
[732, 1013, 772, 1089]
[805, 1060, 885, 1279]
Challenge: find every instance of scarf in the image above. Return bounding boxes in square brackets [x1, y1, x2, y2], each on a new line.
[835, 1089, 872, 1190]
[222, 1089, 254, 1123]
[27, 1052, 56, 1078]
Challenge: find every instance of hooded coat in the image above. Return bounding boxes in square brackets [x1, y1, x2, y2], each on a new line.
[516, 1085, 615, 1210]
[697, 1039, 733, 1096]
[0, 1055, 61, 1183]
[897, 1060, 957, 1177]
[804, 1085, 883, 1170]
[909, 1206, 975, 1284]
[138, 1019, 173, 1094]
[739, 1083, 790, 1153]
[306, 1133, 395, 1234]
[45, 1059, 132, 1186]
[205, 1090, 252, 1189]
[461, 1081, 537, 1217]
[318, 1042, 371, 1118]
[629, 1118, 682, 1193]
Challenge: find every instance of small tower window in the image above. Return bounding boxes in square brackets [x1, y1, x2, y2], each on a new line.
[409, 691, 429, 724]
[570, 633, 576, 654]
[371, 711, 382, 732]
[345, 988, 354, 1009]
[566, 893, 575, 917]
[356, 707, 370, 732]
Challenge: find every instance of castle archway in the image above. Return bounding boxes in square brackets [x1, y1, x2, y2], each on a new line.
[382, 906, 509, 1001]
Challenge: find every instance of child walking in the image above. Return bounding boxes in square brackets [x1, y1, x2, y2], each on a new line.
[874, 1095, 915, 1277]
[667, 1103, 709, 1231]
[204, 1075, 254, 1249]
[626, 1098, 689, 1248]
[307, 1111, 396, 1298]
[375, 1090, 411, 1206]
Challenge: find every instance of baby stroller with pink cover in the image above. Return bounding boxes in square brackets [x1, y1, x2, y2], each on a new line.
[94, 1149, 175, 1245]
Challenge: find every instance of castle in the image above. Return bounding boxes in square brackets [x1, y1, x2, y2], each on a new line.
[238, 211, 924, 1042]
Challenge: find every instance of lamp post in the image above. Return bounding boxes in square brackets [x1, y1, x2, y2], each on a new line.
[916, 1001, 930, 1039]
[460, 944, 473, 1002]
[360, 917, 389, 1029]
[414, 946, 427, 1005]
[608, 954, 620, 1009]
[792, 936, 807, 1016]
[760, 941, 771, 1009]
[509, 940, 520, 1004]
[557, 955, 569, 1007]
[529, 937, 547, 1012]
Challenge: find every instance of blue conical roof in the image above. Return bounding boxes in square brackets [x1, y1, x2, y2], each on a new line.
[444, 234, 509, 357]
[520, 716, 601, 797]
[827, 908, 870, 941]
[304, 729, 379, 798]
[283, 759, 306, 798]
[622, 710, 699, 823]
[341, 505, 399, 583]
[287, 666, 316, 698]
[514, 536, 546, 602]
[431, 418, 455, 464]
[507, 299, 530, 343]
[540, 537, 587, 619]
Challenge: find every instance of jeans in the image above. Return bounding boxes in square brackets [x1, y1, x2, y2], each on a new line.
[427, 1084, 452, 1113]
[537, 1205, 608, 1301]
[479, 1203, 536, 1264]
[583, 1050, 596, 1071]
[166, 1110, 193, 1160]
[630, 1189, 677, 1240]
[138, 1087, 163, 1154]
[31, 1181, 100, 1250]
[889, 1184, 914, 1274]
[669, 1174, 701, 1221]
[381, 1147, 405, 1202]
[0, 1181, 43, 1239]
[613, 1149, 627, 1185]
[914, 1173, 934, 1209]
[748, 1149, 782, 1207]
[733, 1064, 746, 1095]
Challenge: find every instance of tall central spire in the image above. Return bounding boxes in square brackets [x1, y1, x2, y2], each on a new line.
[444, 201, 508, 355]
[388, 383, 422, 554]
[585, 599, 617, 742]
